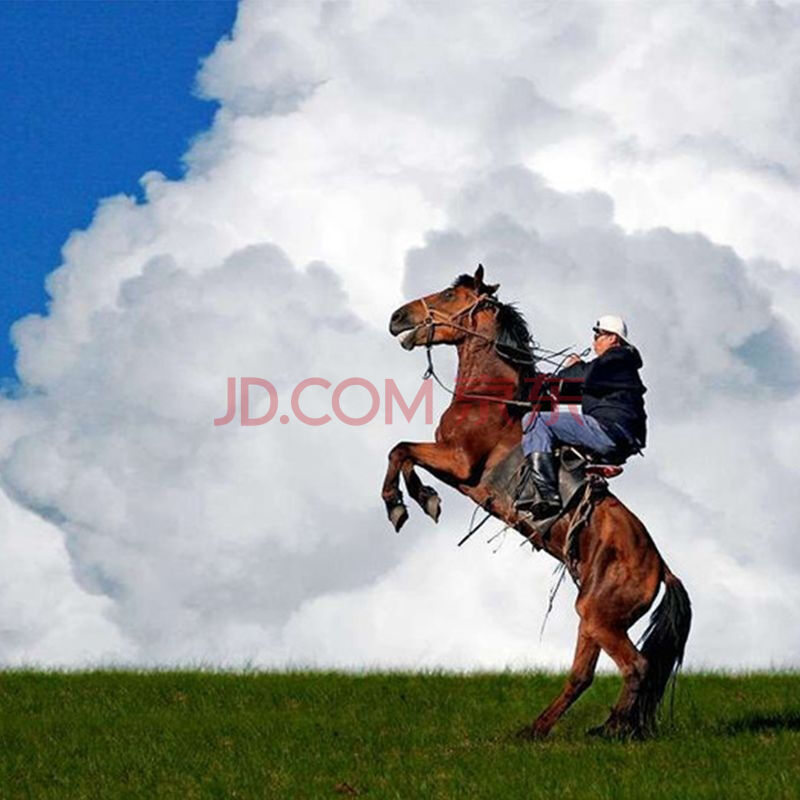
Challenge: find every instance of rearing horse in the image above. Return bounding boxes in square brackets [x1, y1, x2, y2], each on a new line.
[383, 264, 691, 739]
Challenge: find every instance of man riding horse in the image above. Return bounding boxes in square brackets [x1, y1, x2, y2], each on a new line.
[385, 266, 689, 739]
[516, 315, 647, 521]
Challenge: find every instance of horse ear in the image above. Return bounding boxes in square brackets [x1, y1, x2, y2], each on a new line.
[474, 263, 499, 295]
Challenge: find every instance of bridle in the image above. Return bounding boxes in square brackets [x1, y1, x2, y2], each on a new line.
[408, 289, 582, 420]
[413, 291, 539, 408]
[415, 292, 497, 346]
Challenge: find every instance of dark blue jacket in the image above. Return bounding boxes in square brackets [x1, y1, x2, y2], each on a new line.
[557, 345, 647, 450]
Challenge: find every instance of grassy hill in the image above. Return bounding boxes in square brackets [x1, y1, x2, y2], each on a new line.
[2, 671, 799, 798]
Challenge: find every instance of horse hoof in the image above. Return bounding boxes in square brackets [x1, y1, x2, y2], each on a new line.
[424, 492, 441, 522]
[515, 724, 548, 741]
[389, 503, 409, 532]
[586, 721, 640, 741]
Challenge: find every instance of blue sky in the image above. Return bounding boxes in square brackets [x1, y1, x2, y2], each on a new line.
[0, 0, 237, 380]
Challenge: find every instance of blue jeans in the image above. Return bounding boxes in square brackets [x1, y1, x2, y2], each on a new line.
[521, 409, 617, 457]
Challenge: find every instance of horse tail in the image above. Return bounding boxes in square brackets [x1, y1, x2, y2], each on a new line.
[632, 563, 692, 733]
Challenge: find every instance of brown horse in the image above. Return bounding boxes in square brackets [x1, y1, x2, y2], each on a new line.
[383, 265, 691, 739]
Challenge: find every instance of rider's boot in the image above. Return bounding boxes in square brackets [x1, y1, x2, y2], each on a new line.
[515, 451, 562, 520]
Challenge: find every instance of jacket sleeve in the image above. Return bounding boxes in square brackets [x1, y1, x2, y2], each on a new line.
[556, 360, 590, 380]
[554, 360, 589, 404]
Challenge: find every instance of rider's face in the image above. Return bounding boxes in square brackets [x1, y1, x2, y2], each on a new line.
[593, 331, 619, 356]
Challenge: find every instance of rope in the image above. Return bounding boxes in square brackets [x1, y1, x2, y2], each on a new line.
[415, 291, 595, 549]
[423, 339, 586, 410]
[457, 507, 494, 547]
[540, 562, 568, 640]
[417, 289, 592, 413]
[562, 476, 605, 585]
[539, 473, 605, 637]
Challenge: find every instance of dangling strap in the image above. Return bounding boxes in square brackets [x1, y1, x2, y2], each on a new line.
[563, 476, 607, 585]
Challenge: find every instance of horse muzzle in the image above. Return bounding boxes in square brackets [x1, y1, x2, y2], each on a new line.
[389, 304, 425, 349]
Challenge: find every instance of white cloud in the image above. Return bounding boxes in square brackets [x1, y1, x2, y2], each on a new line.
[0, 479, 133, 665]
[528, 1, 800, 269]
[2, 0, 799, 668]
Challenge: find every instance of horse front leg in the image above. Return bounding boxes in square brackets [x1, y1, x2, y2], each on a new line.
[401, 461, 441, 522]
[382, 443, 411, 532]
[402, 462, 500, 523]
[382, 441, 473, 531]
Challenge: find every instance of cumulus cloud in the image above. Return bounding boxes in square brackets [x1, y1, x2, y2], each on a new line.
[528, 1, 800, 269]
[0, 483, 133, 665]
[2, 0, 799, 668]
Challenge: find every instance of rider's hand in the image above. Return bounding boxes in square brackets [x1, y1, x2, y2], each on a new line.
[564, 354, 582, 368]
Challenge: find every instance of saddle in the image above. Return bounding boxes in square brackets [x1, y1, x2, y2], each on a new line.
[558, 445, 625, 500]
[483, 444, 628, 539]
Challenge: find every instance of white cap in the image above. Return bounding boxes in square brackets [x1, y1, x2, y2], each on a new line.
[593, 314, 629, 343]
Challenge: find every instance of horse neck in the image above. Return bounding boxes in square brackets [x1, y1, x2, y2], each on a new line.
[454, 334, 520, 398]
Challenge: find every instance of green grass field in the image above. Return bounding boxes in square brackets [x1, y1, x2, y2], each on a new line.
[2, 671, 799, 799]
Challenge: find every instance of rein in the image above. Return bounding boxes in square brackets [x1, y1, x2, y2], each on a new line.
[413, 290, 585, 549]
[417, 293, 539, 408]
[419, 299, 587, 409]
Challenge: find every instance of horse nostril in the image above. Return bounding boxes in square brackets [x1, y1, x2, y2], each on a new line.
[390, 308, 410, 335]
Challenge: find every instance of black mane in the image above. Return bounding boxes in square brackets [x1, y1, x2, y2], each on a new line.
[451, 273, 477, 289]
[495, 303, 534, 361]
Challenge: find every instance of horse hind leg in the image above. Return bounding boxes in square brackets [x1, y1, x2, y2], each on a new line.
[401, 461, 441, 522]
[586, 625, 648, 739]
[586, 569, 691, 738]
[625, 570, 692, 735]
[519, 620, 600, 740]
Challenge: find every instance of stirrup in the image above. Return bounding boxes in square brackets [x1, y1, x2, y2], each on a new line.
[528, 498, 561, 520]
[585, 464, 624, 479]
[518, 505, 564, 539]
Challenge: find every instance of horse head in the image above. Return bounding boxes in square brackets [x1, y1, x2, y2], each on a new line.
[389, 264, 500, 350]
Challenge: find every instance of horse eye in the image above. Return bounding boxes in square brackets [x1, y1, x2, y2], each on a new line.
[443, 290, 455, 300]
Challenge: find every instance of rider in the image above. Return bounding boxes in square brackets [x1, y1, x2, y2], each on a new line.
[516, 315, 647, 520]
